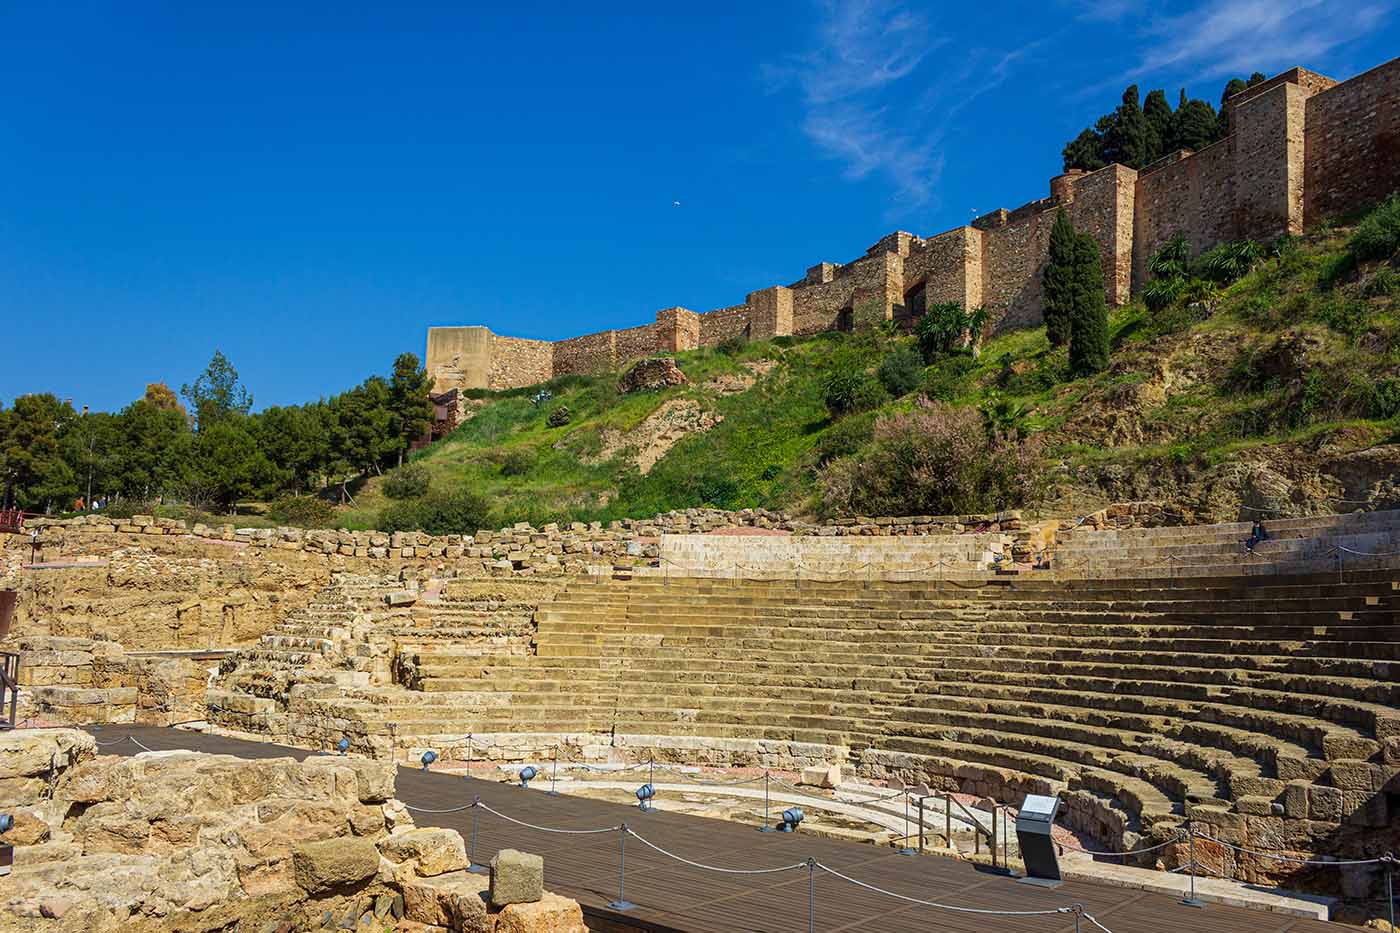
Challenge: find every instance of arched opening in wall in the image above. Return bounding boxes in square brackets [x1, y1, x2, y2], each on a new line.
[899, 280, 927, 328]
[836, 306, 854, 333]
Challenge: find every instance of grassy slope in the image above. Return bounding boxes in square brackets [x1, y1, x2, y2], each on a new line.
[345, 218, 1400, 529]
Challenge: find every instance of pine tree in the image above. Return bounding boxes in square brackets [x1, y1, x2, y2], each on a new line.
[1042, 209, 1078, 348]
[181, 350, 252, 430]
[1069, 233, 1110, 378]
[1142, 89, 1173, 165]
[388, 352, 434, 466]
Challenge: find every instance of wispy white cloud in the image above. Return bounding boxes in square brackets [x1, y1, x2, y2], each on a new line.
[764, 0, 1040, 211]
[1126, 0, 1389, 81]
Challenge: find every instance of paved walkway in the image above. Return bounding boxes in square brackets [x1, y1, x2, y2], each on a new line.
[86, 726, 1341, 933]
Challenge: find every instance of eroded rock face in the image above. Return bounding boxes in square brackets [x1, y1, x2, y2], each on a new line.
[619, 357, 687, 393]
[0, 730, 585, 933]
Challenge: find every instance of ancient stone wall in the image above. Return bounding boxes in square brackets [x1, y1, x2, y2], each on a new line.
[429, 55, 1400, 392]
[1304, 56, 1400, 225]
[1133, 140, 1236, 288]
[0, 732, 587, 932]
[487, 335, 552, 390]
[696, 302, 750, 344]
[550, 330, 615, 376]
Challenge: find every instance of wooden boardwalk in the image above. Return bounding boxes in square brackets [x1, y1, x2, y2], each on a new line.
[90, 727, 1340, 933]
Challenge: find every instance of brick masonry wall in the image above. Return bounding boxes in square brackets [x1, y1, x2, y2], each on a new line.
[431, 56, 1400, 390]
[1304, 56, 1400, 225]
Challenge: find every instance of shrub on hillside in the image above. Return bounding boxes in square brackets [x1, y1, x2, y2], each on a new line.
[546, 405, 572, 427]
[267, 494, 335, 527]
[811, 412, 876, 467]
[383, 463, 432, 500]
[822, 362, 887, 418]
[498, 447, 535, 476]
[1193, 240, 1263, 285]
[877, 346, 924, 397]
[717, 334, 748, 356]
[820, 397, 1041, 517]
[377, 489, 489, 536]
[1349, 194, 1400, 262]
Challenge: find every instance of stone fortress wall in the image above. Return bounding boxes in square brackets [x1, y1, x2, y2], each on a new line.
[427, 56, 1400, 393]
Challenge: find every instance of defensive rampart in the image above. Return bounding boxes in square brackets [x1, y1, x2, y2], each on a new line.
[427, 56, 1400, 392]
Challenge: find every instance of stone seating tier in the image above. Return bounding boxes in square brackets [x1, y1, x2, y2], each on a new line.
[206, 566, 1400, 861]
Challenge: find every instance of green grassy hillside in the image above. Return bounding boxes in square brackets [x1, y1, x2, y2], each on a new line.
[346, 199, 1400, 529]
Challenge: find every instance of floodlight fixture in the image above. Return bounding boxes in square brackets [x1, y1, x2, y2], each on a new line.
[780, 807, 804, 832]
[337, 737, 350, 756]
[421, 750, 438, 771]
[519, 765, 539, 788]
[635, 783, 655, 812]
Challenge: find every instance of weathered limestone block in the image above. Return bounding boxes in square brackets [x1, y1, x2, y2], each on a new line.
[379, 827, 468, 877]
[402, 870, 490, 928]
[489, 848, 543, 907]
[0, 728, 97, 806]
[494, 893, 588, 933]
[292, 837, 380, 893]
[302, 755, 396, 803]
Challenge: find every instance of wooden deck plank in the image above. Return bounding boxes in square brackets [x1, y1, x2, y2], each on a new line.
[86, 727, 1342, 932]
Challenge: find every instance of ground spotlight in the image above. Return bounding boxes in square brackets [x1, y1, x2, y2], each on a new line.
[635, 783, 655, 812]
[337, 737, 350, 756]
[780, 807, 804, 833]
[421, 750, 438, 771]
[519, 765, 539, 788]
[0, 814, 11, 835]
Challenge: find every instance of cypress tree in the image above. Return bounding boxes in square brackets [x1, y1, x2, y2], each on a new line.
[1069, 233, 1110, 378]
[1106, 85, 1150, 168]
[1142, 89, 1173, 165]
[1042, 209, 1078, 348]
[1062, 127, 1106, 172]
[1173, 97, 1218, 152]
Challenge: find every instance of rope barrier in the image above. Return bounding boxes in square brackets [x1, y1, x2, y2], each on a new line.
[476, 801, 620, 835]
[814, 862, 1075, 917]
[626, 827, 809, 875]
[402, 801, 479, 814]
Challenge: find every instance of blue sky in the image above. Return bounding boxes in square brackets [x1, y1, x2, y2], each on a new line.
[2, 0, 1395, 411]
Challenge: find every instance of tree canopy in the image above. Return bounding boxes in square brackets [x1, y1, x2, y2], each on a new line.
[0, 349, 441, 515]
[1062, 72, 1267, 172]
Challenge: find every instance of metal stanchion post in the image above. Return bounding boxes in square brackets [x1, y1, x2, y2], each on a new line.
[547, 744, 560, 796]
[992, 805, 998, 869]
[1073, 903, 1083, 933]
[465, 733, 472, 771]
[608, 824, 635, 911]
[758, 771, 775, 832]
[648, 757, 654, 791]
[944, 794, 951, 851]
[1385, 853, 1396, 933]
[918, 796, 925, 853]
[899, 791, 915, 855]
[467, 797, 487, 874]
[1182, 823, 1204, 908]
[807, 857, 816, 933]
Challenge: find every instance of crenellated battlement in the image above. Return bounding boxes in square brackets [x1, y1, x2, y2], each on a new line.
[428, 56, 1400, 393]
